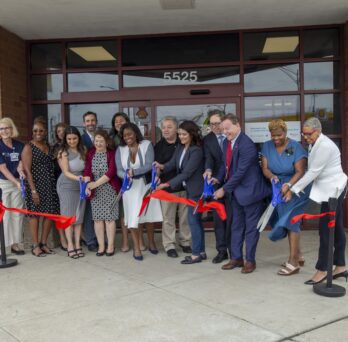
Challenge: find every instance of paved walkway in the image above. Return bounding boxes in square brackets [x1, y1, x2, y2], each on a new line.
[1, 231, 347, 342]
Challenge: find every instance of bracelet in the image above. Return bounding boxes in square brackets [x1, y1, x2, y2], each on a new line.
[284, 182, 292, 189]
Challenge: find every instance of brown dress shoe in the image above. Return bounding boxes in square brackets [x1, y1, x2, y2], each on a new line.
[221, 259, 244, 270]
[241, 261, 256, 274]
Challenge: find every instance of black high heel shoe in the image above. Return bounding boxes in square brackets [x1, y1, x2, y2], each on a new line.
[333, 270, 348, 282]
[304, 276, 327, 285]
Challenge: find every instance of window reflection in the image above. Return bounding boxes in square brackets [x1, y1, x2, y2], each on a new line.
[67, 41, 118, 69]
[68, 73, 118, 92]
[31, 74, 63, 101]
[304, 94, 340, 134]
[304, 29, 340, 58]
[122, 106, 153, 141]
[304, 62, 339, 90]
[244, 31, 299, 61]
[244, 96, 300, 142]
[244, 64, 299, 92]
[123, 67, 240, 88]
[68, 103, 119, 134]
[32, 104, 61, 143]
[30, 44, 62, 71]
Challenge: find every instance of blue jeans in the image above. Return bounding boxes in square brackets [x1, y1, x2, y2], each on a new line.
[187, 206, 205, 256]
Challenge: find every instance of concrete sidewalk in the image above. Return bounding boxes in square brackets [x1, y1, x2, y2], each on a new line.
[1, 231, 347, 342]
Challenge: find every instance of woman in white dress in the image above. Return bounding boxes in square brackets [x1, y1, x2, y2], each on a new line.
[115, 123, 162, 261]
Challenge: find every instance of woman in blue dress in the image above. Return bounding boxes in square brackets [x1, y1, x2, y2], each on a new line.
[261, 119, 309, 276]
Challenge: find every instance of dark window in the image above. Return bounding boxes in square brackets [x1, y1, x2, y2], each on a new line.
[68, 72, 119, 91]
[122, 34, 239, 66]
[244, 31, 299, 61]
[30, 44, 62, 71]
[304, 93, 341, 134]
[244, 64, 300, 92]
[304, 62, 339, 90]
[123, 67, 240, 87]
[31, 74, 63, 101]
[304, 28, 340, 58]
[67, 41, 118, 69]
[32, 104, 61, 143]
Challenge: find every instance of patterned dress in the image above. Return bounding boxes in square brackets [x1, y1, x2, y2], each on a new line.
[25, 143, 60, 215]
[91, 152, 118, 221]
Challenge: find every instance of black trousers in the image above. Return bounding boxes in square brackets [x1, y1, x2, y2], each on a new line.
[212, 195, 230, 255]
[316, 189, 346, 271]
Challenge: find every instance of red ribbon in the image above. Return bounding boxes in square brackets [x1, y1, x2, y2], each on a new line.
[0, 202, 75, 230]
[291, 211, 336, 228]
[138, 190, 227, 220]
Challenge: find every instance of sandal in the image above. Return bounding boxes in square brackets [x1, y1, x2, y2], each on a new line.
[39, 242, 56, 255]
[75, 248, 85, 258]
[67, 250, 79, 259]
[31, 244, 46, 257]
[278, 262, 300, 276]
[281, 257, 305, 268]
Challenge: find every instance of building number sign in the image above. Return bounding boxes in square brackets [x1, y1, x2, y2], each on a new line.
[163, 71, 198, 82]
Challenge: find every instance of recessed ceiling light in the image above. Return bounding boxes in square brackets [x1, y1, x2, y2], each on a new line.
[160, 0, 195, 10]
[69, 46, 116, 62]
[262, 36, 299, 54]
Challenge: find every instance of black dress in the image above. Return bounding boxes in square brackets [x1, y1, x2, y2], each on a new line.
[25, 143, 60, 215]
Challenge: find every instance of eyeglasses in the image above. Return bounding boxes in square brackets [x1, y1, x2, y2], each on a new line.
[33, 129, 45, 133]
[0, 126, 12, 131]
[209, 122, 221, 127]
[301, 130, 316, 137]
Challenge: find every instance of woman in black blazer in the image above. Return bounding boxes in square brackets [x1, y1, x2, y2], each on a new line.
[156, 121, 205, 264]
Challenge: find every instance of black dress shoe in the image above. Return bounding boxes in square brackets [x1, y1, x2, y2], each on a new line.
[167, 249, 178, 258]
[212, 252, 228, 264]
[180, 245, 192, 254]
[88, 244, 98, 252]
[96, 251, 105, 257]
[181, 255, 202, 264]
[304, 276, 327, 285]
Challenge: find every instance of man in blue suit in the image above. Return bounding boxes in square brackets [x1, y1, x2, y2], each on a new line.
[214, 114, 270, 273]
[203, 110, 229, 264]
[81, 111, 98, 251]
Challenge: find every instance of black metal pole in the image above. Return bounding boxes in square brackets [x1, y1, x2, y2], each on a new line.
[313, 197, 345, 297]
[0, 188, 18, 268]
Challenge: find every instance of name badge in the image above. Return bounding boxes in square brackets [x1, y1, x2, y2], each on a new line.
[10, 152, 19, 162]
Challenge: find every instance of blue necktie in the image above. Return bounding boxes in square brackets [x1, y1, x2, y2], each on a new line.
[217, 135, 224, 151]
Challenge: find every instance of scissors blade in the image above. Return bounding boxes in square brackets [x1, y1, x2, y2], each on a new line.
[193, 196, 203, 215]
[257, 204, 275, 232]
[115, 191, 123, 203]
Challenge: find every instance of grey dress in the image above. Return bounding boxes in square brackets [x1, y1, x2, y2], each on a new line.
[57, 150, 86, 224]
[91, 152, 118, 221]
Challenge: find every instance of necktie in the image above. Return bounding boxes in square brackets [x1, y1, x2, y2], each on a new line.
[225, 141, 232, 180]
[217, 135, 224, 151]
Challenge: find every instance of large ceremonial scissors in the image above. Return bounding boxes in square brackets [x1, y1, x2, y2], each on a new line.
[257, 179, 285, 232]
[142, 163, 160, 215]
[115, 169, 133, 203]
[193, 176, 215, 214]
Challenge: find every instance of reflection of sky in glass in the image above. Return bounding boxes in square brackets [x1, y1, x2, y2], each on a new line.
[123, 68, 239, 88]
[245, 96, 300, 122]
[156, 103, 236, 132]
[244, 64, 299, 92]
[68, 73, 118, 91]
[31, 74, 63, 100]
[304, 62, 335, 90]
[68, 103, 119, 134]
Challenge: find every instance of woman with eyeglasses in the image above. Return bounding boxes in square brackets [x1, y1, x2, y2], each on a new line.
[22, 117, 60, 257]
[0, 117, 25, 255]
[261, 119, 309, 276]
[286, 117, 348, 284]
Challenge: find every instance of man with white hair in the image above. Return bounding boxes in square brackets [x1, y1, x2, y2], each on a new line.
[154, 116, 191, 258]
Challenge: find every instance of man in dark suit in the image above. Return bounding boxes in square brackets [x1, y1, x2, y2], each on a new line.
[214, 114, 270, 274]
[203, 110, 229, 264]
[81, 111, 98, 251]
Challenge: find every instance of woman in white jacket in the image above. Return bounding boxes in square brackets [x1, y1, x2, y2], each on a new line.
[286, 117, 347, 285]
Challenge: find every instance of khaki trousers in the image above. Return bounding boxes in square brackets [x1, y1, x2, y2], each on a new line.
[0, 179, 24, 247]
[161, 190, 191, 251]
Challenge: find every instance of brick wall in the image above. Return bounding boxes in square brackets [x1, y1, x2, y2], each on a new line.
[0, 26, 28, 139]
